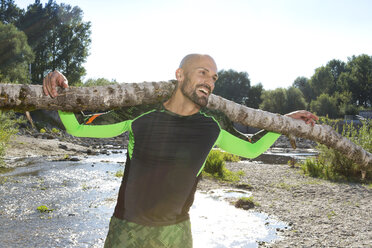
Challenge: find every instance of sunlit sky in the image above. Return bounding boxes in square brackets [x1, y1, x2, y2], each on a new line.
[16, 0, 372, 89]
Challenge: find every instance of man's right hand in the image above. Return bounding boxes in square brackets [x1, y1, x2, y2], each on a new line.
[43, 70, 69, 98]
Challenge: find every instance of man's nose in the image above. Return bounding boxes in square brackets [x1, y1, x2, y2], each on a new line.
[204, 76, 215, 90]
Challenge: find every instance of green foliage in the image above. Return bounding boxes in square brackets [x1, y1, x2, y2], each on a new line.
[340, 54, 372, 107]
[203, 149, 243, 182]
[300, 120, 372, 181]
[245, 83, 263, 109]
[214, 69, 251, 104]
[0, 111, 24, 163]
[310, 93, 339, 118]
[260, 87, 306, 114]
[0, 22, 34, 84]
[39, 128, 46, 133]
[310, 66, 335, 97]
[260, 88, 287, 114]
[293, 76, 314, 104]
[235, 196, 259, 209]
[17, 1, 91, 84]
[221, 152, 240, 162]
[286, 87, 307, 112]
[84, 78, 118, 86]
[114, 169, 124, 178]
[0, 0, 23, 24]
[51, 128, 59, 134]
[36, 205, 54, 213]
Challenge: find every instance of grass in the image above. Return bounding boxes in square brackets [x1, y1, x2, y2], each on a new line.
[36, 205, 54, 213]
[299, 119, 371, 182]
[235, 196, 260, 209]
[276, 182, 296, 190]
[202, 149, 244, 182]
[327, 210, 337, 220]
[114, 169, 124, 178]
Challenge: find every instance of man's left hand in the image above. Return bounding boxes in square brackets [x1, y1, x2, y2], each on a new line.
[285, 110, 319, 126]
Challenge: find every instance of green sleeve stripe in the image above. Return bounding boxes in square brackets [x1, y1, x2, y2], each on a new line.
[58, 110, 131, 138]
[123, 109, 157, 159]
[196, 111, 222, 177]
[216, 129, 280, 158]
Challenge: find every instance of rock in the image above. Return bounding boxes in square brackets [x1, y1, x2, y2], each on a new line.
[58, 144, 68, 150]
[69, 157, 80, 161]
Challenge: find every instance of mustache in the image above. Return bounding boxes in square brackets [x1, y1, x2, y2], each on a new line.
[196, 84, 212, 92]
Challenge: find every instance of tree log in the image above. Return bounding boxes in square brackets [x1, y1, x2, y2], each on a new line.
[0, 82, 371, 168]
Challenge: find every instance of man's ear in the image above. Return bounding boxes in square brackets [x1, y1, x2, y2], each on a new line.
[175, 68, 184, 82]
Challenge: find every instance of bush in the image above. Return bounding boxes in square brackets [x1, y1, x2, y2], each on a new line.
[203, 149, 243, 182]
[0, 111, 25, 164]
[301, 120, 371, 181]
[310, 93, 339, 118]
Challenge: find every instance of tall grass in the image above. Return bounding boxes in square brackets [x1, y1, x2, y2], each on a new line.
[0, 111, 24, 164]
[301, 119, 371, 181]
[203, 149, 243, 182]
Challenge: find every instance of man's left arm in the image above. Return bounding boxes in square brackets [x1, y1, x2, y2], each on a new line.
[215, 110, 318, 159]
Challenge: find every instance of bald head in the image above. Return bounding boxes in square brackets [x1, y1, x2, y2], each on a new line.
[179, 54, 217, 72]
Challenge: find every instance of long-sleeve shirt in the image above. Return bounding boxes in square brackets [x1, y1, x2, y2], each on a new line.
[58, 105, 280, 226]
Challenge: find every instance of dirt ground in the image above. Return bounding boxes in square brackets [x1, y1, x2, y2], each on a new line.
[5, 135, 89, 161]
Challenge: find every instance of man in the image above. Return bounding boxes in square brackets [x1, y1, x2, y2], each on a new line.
[43, 54, 318, 247]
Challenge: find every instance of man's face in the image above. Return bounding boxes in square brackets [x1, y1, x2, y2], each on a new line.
[179, 56, 218, 107]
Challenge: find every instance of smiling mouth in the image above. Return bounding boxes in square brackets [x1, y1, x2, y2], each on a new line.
[198, 88, 209, 96]
[197, 84, 211, 97]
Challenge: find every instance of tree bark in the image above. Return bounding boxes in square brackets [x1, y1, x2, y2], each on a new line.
[0, 82, 371, 168]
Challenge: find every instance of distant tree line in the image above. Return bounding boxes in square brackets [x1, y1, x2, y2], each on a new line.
[214, 54, 372, 118]
[0, 0, 91, 85]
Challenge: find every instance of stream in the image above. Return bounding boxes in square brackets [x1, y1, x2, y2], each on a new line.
[0, 152, 288, 248]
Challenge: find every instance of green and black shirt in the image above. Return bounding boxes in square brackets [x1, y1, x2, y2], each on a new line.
[58, 105, 280, 226]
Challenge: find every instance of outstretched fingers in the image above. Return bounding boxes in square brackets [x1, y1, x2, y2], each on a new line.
[42, 71, 69, 98]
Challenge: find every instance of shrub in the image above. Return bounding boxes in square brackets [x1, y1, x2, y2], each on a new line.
[300, 119, 371, 181]
[203, 149, 243, 182]
[0, 111, 24, 164]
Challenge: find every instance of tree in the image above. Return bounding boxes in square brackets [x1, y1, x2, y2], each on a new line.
[340, 55, 372, 107]
[213, 69, 251, 104]
[0, 82, 371, 168]
[309, 66, 334, 98]
[286, 87, 307, 113]
[245, 83, 263, 109]
[0, 0, 23, 24]
[310, 93, 338, 118]
[84, 78, 118, 87]
[293, 76, 313, 104]
[260, 88, 287, 114]
[53, 4, 91, 84]
[17, 0, 91, 84]
[326, 59, 346, 85]
[260, 87, 307, 114]
[0, 22, 34, 83]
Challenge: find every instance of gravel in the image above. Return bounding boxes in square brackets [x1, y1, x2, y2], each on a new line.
[198, 161, 372, 247]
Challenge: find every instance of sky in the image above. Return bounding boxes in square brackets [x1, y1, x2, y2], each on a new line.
[16, 0, 372, 89]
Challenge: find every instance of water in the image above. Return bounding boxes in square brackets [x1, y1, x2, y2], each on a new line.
[0, 151, 287, 247]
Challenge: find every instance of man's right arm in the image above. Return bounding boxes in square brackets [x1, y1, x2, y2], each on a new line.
[42, 70, 132, 138]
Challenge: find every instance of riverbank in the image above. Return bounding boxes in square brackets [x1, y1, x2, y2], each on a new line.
[199, 162, 372, 247]
[3, 134, 372, 247]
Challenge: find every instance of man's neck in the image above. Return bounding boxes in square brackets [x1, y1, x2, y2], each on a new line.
[163, 90, 201, 116]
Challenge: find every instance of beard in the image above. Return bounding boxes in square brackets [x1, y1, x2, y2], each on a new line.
[180, 78, 210, 107]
